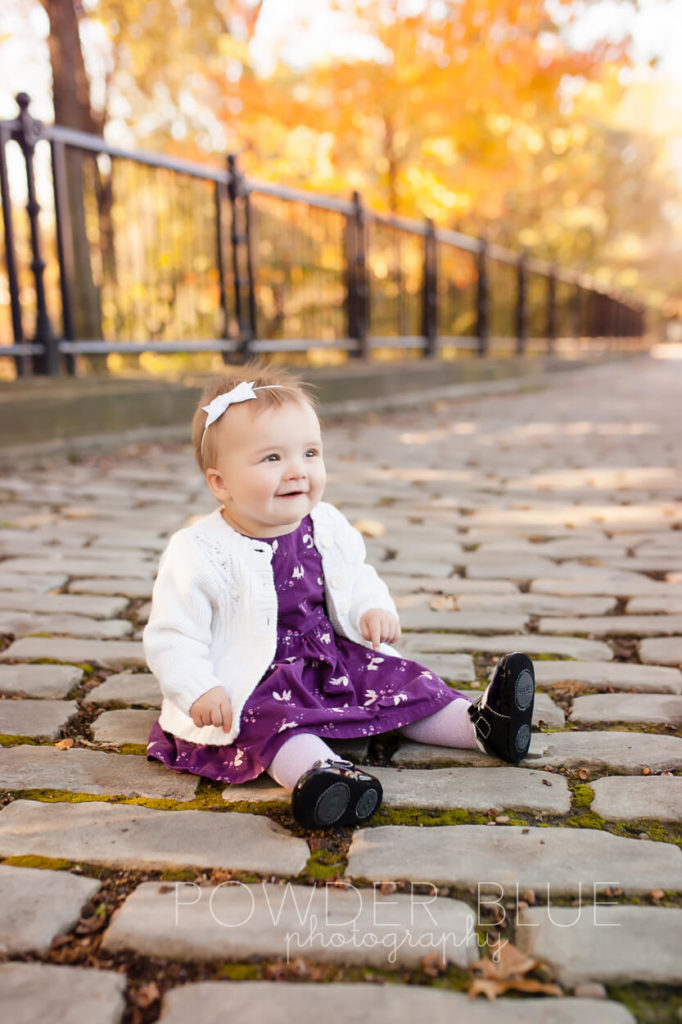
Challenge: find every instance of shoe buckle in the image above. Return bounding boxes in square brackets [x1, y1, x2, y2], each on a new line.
[476, 716, 492, 739]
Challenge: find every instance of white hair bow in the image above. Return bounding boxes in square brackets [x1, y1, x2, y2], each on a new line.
[200, 380, 283, 453]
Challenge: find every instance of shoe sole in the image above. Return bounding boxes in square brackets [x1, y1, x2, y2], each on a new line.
[313, 781, 351, 826]
[354, 787, 380, 820]
[508, 655, 535, 759]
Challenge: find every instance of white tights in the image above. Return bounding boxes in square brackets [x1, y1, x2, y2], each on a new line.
[266, 698, 477, 791]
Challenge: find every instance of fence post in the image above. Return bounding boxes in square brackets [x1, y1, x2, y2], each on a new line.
[14, 93, 60, 375]
[476, 238, 489, 357]
[214, 178, 231, 362]
[346, 190, 369, 358]
[51, 138, 77, 375]
[515, 249, 527, 356]
[546, 266, 557, 355]
[227, 153, 256, 360]
[0, 123, 28, 376]
[421, 218, 438, 357]
[571, 283, 582, 341]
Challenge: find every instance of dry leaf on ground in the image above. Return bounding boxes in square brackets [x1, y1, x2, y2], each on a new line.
[469, 941, 562, 1001]
[352, 519, 386, 538]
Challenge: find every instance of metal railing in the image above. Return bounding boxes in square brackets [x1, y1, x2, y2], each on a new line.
[0, 93, 647, 376]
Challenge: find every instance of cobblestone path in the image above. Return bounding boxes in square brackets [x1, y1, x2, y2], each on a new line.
[0, 355, 680, 1023]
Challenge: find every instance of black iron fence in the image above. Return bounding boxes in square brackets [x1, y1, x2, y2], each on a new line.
[0, 93, 646, 377]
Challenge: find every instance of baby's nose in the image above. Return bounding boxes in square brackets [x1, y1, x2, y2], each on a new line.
[285, 459, 306, 478]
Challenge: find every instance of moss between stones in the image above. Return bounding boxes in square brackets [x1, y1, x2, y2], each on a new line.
[571, 784, 595, 808]
[302, 849, 347, 880]
[116, 743, 148, 756]
[216, 963, 261, 981]
[1, 854, 74, 871]
[0, 734, 41, 747]
[606, 984, 682, 1024]
[372, 807, 490, 827]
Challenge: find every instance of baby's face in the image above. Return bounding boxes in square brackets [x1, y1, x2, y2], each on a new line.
[205, 399, 326, 537]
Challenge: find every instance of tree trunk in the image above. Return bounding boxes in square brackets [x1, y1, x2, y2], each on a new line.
[41, 0, 103, 354]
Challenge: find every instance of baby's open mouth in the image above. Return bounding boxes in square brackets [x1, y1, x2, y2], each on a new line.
[278, 490, 306, 497]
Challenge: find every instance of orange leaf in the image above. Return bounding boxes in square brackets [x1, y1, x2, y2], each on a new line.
[55, 738, 74, 750]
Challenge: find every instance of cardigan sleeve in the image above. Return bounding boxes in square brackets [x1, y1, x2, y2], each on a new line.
[143, 531, 229, 717]
[333, 507, 398, 631]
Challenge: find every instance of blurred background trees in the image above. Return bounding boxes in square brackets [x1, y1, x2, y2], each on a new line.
[3, 0, 682, 319]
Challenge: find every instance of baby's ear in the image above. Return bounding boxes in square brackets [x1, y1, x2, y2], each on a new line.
[205, 467, 229, 503]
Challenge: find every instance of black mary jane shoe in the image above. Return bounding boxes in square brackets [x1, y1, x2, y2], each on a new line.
[291, 759, 383, 830]
[467, 652, 535, 763]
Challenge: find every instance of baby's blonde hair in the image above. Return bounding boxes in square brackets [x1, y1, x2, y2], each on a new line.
[192, 361, 317, 471]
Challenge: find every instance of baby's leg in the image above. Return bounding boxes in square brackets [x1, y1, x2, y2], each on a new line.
[400, 698, 478, 749]
[266, 732, 340, 790]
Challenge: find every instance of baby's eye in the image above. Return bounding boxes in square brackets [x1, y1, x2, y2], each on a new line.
[263, 453, 280, 462]
[305, 448, 320, 458]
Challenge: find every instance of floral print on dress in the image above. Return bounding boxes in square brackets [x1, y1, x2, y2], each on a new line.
[147, 514, 464, 783]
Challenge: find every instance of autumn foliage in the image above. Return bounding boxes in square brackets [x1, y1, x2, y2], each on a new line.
[11, 0, 682, 315]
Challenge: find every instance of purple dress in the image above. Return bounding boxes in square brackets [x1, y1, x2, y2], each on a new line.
[147, 515, 465, 783]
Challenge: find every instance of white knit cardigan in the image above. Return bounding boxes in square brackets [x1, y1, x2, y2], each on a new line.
[143, 501, 399, 746]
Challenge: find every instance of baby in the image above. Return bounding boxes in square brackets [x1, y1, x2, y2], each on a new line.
[144, 363, 535, 829]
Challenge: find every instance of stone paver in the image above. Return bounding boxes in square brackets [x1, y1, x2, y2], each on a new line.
[0, 800, 309, 875]
[370, 765, 570, 814]
[639, 636, 682, 667]
[525, 731, 682, 773]
[627, 595, 682, 613]
[570, 693, 682, 726]
[0, 664, 83, 698]
[83, 671, 161, 706]
[456, 594, 618, 616]
[92, 708, 158, 745]
[67, 577, 154, 598]
[0, 636, 146, 669]
[401, 610, 529, 632]
[391, 738, 543, 768]
[383, 575, 519, 595]
[398, 633, 614, 661]
[0, 611, 134, 639]
[0, 864, 100, 954]
[0, 963, 127, 1024]
[0, 745, 197, 800]
[0, 698, 79, 739]
[0, 571, 69, 592]
[530, 574, 682, 598]
[539, 614, 682, 637]
[533, 660, 682, 693]
[156, 984, 636, 1024]
[345, 825, 682, 894]
[1, 556, 155, 578]
[0, 591, 128, 618]
[102, 880, 477, 968]
[591, 775, 682, 822]
[516, 907, 682, 986]
[221, 765, 570, 815]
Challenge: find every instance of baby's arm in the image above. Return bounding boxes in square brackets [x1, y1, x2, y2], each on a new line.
[143, 532, 233, 722]
[329, 506, 400, 639]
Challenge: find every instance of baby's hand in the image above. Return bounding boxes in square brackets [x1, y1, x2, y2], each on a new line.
[360, 609, 401, 650]
[190, 686, 233, 732]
